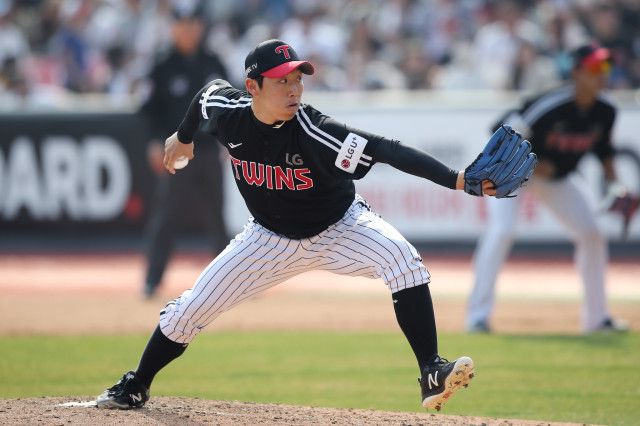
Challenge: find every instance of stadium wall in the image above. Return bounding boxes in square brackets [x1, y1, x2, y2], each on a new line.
[1, 91, 639, 247]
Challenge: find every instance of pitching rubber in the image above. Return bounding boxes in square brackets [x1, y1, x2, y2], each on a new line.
[422, 356, 475, 411]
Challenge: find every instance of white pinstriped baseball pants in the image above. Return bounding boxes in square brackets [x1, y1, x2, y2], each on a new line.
[159, 195, 430, 343]
[467, 176, 610, 332]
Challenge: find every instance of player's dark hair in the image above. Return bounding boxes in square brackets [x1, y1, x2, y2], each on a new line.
[254, 75, 264, 88]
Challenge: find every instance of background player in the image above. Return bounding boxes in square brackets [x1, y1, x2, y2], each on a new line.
[95, 39, 533, 411]
[467, 43, 629, 334]
[140, 1, 229, 298]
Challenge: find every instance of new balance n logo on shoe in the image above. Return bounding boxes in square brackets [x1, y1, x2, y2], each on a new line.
[96, 371, 150, 409]
[426, 371, 439, 389]
[420, 356, 475, 411]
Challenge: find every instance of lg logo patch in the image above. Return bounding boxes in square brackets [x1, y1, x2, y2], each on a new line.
[286, 153, 303, 166]
[335, 132, 368, 174]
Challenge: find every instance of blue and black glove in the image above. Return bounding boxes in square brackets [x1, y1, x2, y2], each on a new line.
[464, 125, 537, 198]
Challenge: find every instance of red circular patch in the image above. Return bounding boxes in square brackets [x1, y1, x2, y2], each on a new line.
[341, 159, 350, 169]
[123, 193, 144, 220]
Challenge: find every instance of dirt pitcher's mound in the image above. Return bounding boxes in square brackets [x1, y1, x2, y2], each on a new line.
[0, 397, 587, 426]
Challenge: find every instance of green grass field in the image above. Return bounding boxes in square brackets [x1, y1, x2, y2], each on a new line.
[1, 331, 638, 425]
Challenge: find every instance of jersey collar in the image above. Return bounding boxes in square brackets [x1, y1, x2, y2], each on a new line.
[251, 110, 291, 135]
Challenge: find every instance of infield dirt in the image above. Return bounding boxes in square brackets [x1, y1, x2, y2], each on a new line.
[1, 397, 592, 426]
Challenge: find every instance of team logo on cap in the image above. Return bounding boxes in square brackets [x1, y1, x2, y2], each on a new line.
[275, 44, 291, 59]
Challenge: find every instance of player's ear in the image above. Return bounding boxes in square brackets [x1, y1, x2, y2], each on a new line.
[245, 78, 259, 96]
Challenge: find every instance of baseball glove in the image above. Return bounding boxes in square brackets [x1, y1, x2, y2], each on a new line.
[464, 125, 537, 198]
[601, 183, 640, 240]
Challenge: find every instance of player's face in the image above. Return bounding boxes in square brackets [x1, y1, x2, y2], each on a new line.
[252, 69, 305, 123]
[574, 60, 610, 96]
[171, 19, 204, 55]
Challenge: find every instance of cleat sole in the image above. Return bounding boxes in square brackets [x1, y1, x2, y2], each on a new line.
[422, 356, 475, 411]
[96, 392, 146, 410]
[96, 398, 133, 410]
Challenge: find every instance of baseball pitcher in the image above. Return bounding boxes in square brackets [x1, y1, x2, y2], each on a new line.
[96, 39, 535, 411]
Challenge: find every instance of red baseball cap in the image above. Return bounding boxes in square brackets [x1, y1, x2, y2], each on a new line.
[245, 39, 315, 79]
[572, 44, 611, 70]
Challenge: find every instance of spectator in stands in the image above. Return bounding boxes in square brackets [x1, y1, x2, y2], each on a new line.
[3, 0, 640, 97]
[509, 38, 559, 91]
[585, 2, 638, 88]
[470, 0, 544, 89]
[0, 1, 28, 66]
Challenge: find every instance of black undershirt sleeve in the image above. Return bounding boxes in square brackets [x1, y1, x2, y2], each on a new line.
[374, 138, 459, 189]
[176, 88, 205, 144]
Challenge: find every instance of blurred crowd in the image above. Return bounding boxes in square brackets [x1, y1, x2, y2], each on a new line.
[1, 0, 640, 108]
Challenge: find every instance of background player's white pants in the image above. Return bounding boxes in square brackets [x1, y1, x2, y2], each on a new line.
[160, 195, 430, 343]
[467, 177, 610, 332]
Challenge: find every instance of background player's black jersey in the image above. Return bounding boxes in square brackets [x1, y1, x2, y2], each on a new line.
[177, 80, 390, 238]
[496, 84, 616, 179]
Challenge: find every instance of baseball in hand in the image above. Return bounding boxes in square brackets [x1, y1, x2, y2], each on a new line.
[173, 156, 189, 169]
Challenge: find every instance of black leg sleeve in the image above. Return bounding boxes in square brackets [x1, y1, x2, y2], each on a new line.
[135, 325, 188, 388]
[392, 284, 438, 372]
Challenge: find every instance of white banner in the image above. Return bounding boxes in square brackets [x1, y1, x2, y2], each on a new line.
[223, 95, 640, 242]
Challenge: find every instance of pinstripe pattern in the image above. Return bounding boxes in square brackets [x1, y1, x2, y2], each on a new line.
[159, 195, 430, 343]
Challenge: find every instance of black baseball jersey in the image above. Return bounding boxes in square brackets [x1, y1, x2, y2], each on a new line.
[140, 49, 228, 140]
[497, 84, 616, 179]
[177, 80, 390, 239]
